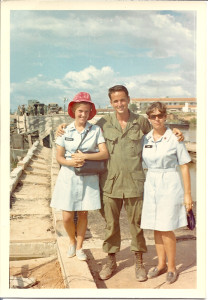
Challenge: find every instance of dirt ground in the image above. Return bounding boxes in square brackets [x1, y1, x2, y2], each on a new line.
[10, 256, 65, 289]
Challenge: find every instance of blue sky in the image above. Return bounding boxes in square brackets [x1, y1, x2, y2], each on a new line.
[10, 9, 196, 111]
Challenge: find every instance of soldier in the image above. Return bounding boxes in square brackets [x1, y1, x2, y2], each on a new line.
[44, 105, 48, 115]
[37, 105, 40, 116]
[96, 85, 150, 281]
[30, 105, 34, 116]
[27, 105, 31, 116]
[17, 105, 21, 116]
[22, 105, 25, 115]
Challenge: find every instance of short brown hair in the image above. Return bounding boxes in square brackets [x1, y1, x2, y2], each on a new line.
[146, 102, 167, 116]
[108, 85, 129, 99]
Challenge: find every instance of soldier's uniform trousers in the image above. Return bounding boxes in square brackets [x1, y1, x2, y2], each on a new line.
[101, 195, 147, 254]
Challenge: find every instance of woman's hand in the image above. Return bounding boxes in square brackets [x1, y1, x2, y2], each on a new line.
[70, 157, 85, 168]
[184, 193, 193, 212]
[56, 145, 85, 167]
[71, 150, 85, 166]
[71, 150, 86, 160]
[172, 128, 184, 142]
[56, 123, 68, 137]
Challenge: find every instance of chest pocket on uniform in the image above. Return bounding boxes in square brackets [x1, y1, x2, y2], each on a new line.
[126, 130, 143, 156]
[104, 131, 119, 154]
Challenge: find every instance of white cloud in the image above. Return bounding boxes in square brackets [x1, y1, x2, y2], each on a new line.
[11, 10, 195, 61]
[10, 10, 196, 111]
[11, 64, 195, 111]
[63, 65, 115, 91]
[65, 65, 113, 81]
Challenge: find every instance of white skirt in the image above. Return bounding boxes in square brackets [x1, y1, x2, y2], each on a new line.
[141, 169, 187, 231]
[50, 165, 101, 211]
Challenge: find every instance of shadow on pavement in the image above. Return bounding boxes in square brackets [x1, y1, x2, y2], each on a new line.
[86, 239, 196, 289]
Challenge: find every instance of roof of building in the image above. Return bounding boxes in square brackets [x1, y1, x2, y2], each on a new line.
[97, 108, 114, 112]
[131, 98, 196, 103]
[166, 104, 196, 109]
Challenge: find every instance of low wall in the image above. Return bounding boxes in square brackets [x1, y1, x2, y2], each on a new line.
[10, 141, 40, 195]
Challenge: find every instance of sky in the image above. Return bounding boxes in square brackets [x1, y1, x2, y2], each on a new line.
[10, 9, 196, 111]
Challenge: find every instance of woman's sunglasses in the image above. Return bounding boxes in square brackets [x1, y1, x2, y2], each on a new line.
[149, 113, 165, 120]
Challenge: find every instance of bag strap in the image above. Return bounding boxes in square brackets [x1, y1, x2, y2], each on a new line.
[75, 124, 93, 152]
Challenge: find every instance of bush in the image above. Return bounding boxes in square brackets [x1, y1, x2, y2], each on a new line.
[189, 117, 197, 126]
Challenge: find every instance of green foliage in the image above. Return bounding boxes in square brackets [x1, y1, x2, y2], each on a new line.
[129, 103, 138, 112]
[10, 158, 18, 171]
[189, 117, 197, 125]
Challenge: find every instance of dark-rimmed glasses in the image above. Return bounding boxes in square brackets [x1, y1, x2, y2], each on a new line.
[149, 113, 165, 120]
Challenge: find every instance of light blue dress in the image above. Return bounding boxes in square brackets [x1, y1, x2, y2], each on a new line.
[50, 122, 105, 211]
[141, 128, 191, 231]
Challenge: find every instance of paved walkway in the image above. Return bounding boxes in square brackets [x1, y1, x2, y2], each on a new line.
[10, 144, 57, 260]
[53, 223, 197, 291]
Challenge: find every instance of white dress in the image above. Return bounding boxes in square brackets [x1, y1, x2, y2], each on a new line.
[140, 128, 191, 231]
[50, 122, 105, 211]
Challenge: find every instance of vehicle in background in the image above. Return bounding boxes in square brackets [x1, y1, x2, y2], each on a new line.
[27, 100, 46, 115]
[48, 103, 62, 114]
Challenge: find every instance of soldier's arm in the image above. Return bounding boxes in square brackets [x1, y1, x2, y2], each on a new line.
[56, 116, 107, 137]
[56, 123, 68, 136]
[172, 128, 184, 141]
[139, 115, 152, 135]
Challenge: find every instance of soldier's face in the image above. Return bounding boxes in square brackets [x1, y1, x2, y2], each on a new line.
[110, 91, 130, 115]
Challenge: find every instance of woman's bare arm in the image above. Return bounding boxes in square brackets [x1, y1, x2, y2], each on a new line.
[180, 163, 193, 212]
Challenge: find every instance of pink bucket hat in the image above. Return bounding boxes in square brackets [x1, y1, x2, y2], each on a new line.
[68, 92, 97, 120]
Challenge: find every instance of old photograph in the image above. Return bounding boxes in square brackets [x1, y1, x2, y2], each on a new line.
[0, 0, 206, 298]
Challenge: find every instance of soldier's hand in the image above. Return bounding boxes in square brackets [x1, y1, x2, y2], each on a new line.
[172, 128, 184, 142]
[56, 123, 67, 137]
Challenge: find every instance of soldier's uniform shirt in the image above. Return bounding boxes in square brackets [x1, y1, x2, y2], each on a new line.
[50, 122, 105, 211]
[141, 127, 191, 231]
[97, 111, 151, 198]
[96, 111, 151, 253]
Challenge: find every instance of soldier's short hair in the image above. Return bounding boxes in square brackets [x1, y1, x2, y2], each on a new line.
[108, 85, 129, 99]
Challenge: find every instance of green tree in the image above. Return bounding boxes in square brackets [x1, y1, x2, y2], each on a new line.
[129, 103, 138, 113]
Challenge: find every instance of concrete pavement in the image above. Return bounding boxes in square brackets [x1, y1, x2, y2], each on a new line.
[52, 208, 197, 290]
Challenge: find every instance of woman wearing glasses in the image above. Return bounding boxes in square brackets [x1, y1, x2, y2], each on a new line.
[141, 102, 193, 284]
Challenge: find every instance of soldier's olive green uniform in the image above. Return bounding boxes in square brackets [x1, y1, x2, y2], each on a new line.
[97, 111, 151, 254]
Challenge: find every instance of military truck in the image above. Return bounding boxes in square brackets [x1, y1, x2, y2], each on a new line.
[48, 103, 61, 114]
[27, 100, 45, 115]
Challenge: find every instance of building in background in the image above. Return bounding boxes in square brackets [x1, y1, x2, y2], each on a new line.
[131, 97, 197, 113]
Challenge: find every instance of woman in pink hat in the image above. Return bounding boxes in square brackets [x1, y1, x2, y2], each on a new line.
[50, 92, 109, 261]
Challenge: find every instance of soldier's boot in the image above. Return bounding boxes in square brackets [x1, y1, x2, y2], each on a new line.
[135, 252, 147, 282]
[99, 253, 117, 280]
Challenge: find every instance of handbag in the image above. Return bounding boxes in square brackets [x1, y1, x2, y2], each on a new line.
[74, 125, 107, 176]
[187, 209, 196, 230]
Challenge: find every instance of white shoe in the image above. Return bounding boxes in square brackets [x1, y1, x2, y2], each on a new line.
[67, 244, 76, 258]
[76, 248, 87, 261]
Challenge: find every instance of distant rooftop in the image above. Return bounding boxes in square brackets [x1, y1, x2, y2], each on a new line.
[131, 97, 196, 103]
